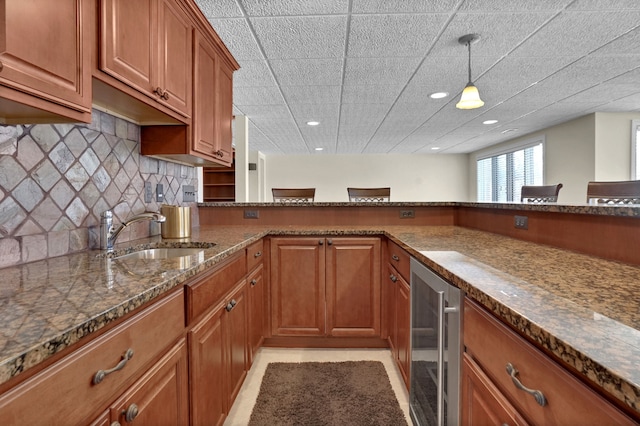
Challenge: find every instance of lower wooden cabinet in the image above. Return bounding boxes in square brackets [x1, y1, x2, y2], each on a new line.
[188, 279, 248, 426]
[464, 298, 635, 425]
[461, 353, 529, 426]
[395, 272, 411, 388]
[92, 339, 190, 426]
[248, 264, 266, 360]
[270, 236, 381, 338]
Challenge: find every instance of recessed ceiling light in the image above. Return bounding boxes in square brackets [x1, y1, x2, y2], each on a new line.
[315, 147, 324, 151]
[429, 92, 449, 99]
[483, 119, 498, 125]
[431, 147, 440, 150]
[306, 121, 320, 126]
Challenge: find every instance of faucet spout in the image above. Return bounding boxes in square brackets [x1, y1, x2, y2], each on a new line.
[101, 210, 166, 251]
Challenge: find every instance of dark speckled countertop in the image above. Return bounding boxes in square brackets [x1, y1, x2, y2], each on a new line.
[1, 224, 639, 416]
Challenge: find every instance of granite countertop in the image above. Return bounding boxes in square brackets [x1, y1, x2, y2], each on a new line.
[0, 225, 639, 416]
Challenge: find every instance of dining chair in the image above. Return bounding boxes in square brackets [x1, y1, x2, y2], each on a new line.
[520, 183, 563, 203]
[272, 188, 316, 203]
[347, 187, 391, 202]
[586, 180, 640, 204]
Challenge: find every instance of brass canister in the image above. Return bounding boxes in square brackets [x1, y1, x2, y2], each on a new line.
[160, 205, 191, 238]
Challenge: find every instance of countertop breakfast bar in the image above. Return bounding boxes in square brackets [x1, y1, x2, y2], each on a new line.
[0, 202, 639, 419]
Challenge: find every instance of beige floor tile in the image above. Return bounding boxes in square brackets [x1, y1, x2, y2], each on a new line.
[224, 348, 410, 426]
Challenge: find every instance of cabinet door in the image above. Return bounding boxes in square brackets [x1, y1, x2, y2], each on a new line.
[100, 0, 156, 96]
[0, 0, 91, 120]
[270, 237, 326, 336]
[326, 237, 381, 337]
[396, 275, 411, 388]
[192, 31, 218, 160]
[189, 303, 226, 426]
[215, 59, 234, 166]
[157, 0, 191, 117]
[385, 263, 399, 353]
[461, 353, 529, 426]
[248, 264, 265, 361]
[110, 339, 189, 426]
[225, 281, 248, 408]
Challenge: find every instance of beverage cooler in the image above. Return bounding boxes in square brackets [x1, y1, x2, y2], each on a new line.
[409, 257, 462, 426]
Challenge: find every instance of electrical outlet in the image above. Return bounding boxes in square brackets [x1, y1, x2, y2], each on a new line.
[399, 210, 415, 218]
[183, 185, 196, 202]
[244, 210, 259, 219]
[156, 183, 164, 203]
[514, 215, 528, 229]
[144, 182, 152, 203]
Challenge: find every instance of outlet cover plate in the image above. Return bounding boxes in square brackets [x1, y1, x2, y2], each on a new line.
[514, 215, 528, 229]
[399, 209, 415, 218]
[156, 183, 164, 202]
[244, 210, 259, 219]
[144, 182, 152, 203]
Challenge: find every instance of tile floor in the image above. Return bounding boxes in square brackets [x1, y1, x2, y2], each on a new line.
[224, 348, 410, 425]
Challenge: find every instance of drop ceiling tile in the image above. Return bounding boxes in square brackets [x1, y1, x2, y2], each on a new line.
[208, 18, 264, 60]
[196, 0, 243, 18]
[568, 0, 640, 11]
[234, 86, 286, 105]
[592, 27, 640, 56]
[341, 85, 405, 104]
[512, 11, 640, 57]
[344, 57, 422, 85]
[289, 103, 340, 126]
[459, 0, 569, 12]
[233, 60, 278, 87]
[339, 103, 389, 128]
[239, 105, 291, 121]
[559, 82, 640, 104]
[242, 0, 349, 16]
[347, 14, 448, 58]
[270, 59, 344, 86]
[281, 85, 342, 104]
[251, 16, 347, 59]
[352, 0, 459, 13]
[595, 93, 640, 112]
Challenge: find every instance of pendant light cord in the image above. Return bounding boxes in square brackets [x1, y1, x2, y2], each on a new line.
[467, 41, 472, 84]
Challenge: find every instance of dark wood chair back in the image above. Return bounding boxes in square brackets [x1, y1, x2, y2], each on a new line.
[272, 188, 315, 203]
[520, 183, 563, 203]
[347, 187, 391, 202]
[586, 180, 640, 204]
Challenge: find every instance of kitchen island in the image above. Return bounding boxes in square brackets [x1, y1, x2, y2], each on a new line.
[0, 202, 639, 421]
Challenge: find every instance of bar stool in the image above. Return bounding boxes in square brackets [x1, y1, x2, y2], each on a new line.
[347, 187, 391, 202]
[272, 188, 316, 203]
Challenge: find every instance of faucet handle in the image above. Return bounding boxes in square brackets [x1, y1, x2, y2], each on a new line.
[101, 210, 113, 219]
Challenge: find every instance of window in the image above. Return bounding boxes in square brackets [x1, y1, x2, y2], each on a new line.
[477, 138, 544, 202]
[632, 120, 640, 180]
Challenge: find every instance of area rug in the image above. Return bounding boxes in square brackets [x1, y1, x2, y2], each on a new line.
[248, 361, 409, 426]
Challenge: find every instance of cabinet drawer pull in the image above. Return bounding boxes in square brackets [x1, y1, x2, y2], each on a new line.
[318, 240, 324, 245]
[254, 251, 262, 258]
[93, 348, 134, 385]
[123, 403, 139, 422]
[154, 87, 164, 97]
[506, 363, 547, 406]
[161, 90, 170, 100]
[250, 279, 257, 286]
[327, 239, 333, 245]
[392, 254, 400, 261]
[226, 299, 237, 312]
[389, 273, 397, 282]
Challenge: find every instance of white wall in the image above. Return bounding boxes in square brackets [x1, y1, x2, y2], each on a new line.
[263, 153, 469, 202]
[595, 112, 640, 181]
[469, 114, 596, 204]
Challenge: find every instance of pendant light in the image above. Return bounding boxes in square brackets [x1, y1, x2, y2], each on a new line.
[456, 33, 484, 110]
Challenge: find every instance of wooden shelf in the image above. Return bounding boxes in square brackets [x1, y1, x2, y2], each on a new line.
[202, 156, 235, 202]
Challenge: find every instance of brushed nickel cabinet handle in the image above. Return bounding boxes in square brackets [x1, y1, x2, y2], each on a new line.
[318, 240, 324, 245]
[327, 239, 333, 245]
[123, 403, 139, 422]
[161, 90, 170, 100]
[93, 348, 134, 385]
[226, 299, 237, 312]
[254, 251, 262, 258]
[250, 279, 257, 286]
[506, 363, 547, 406]
[389, 274, 397, 282]
[154, 87, 164, 97]
[392, 254, 400, 261]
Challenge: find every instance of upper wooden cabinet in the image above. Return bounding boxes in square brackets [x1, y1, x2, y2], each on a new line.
[99, 0, 192, 118]
[0, 0, 92, 123]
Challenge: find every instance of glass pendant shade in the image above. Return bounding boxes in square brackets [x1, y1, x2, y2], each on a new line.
[456, 82, 484, 109]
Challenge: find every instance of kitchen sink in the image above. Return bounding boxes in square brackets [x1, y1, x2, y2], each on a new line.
[114, 248, 206, 261]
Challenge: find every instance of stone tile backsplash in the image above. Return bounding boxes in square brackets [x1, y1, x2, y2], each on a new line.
[0, 109, 198, 267]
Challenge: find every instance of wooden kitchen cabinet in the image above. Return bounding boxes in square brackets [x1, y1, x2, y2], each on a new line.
[186, 252, 248, 426]
[0, 289, 185, 426]
[464, 298, 636, 425]
[385, 239, 411, 389]
[99, 0, 192, 118]
[0, 0, 92, 123]
[270, 236, 381, 338]
[247, 240, 266, 362]
[95, 339, 189, 426]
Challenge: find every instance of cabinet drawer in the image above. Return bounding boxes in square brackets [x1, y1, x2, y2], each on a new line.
[464, 299, 635, 425]
[387, 240, 410, 282]
[246, 239, 264, 272]
[186, 252, 246, 323]
[0, 289, 185, 426]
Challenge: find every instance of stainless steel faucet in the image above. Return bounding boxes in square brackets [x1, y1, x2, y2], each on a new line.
[100, 210, 166, 251]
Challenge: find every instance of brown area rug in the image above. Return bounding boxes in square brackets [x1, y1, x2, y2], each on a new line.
[248, 361, 409, 426]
